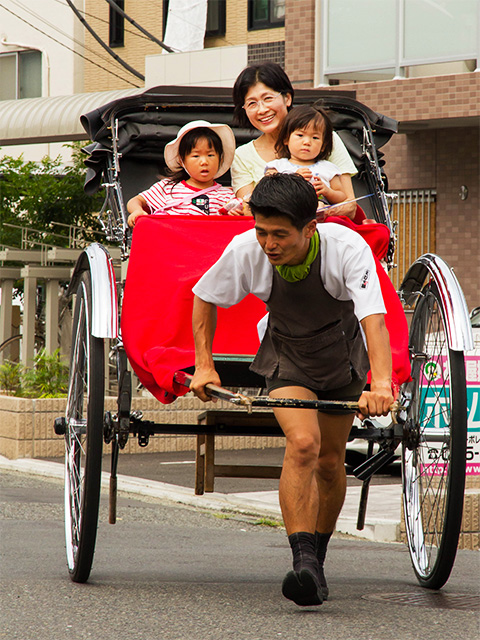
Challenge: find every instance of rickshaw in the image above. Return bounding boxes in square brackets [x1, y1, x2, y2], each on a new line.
[54, 86, 474, 591]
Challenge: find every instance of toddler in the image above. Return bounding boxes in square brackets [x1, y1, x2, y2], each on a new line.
[127, 120, 241, 226]
[265, 105, 347, 212]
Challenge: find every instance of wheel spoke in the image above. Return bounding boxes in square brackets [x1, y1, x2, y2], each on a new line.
[63, 273, 104, 582]
[401, 281, 466, 588]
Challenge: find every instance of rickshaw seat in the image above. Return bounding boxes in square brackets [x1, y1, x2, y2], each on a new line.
[121, 214, 410, 405]
[121, 215, 266, 404]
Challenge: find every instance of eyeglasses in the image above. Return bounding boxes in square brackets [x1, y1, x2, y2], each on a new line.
[242, 91, 283, 113]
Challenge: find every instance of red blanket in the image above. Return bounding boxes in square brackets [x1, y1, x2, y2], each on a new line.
[121, 216, 266, 403]
[121, 215, 410, 404]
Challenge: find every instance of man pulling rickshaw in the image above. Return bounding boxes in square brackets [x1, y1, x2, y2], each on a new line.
[190, 173, 394, 606]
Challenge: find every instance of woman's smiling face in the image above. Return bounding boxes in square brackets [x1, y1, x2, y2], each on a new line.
[243, 82, 292, 136]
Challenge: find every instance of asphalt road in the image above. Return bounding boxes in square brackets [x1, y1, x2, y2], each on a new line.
[1, 470, 479, 640]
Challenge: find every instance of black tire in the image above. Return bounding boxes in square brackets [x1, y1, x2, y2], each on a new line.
[402, 281, 467, 589]
[64, 270, 104, 583]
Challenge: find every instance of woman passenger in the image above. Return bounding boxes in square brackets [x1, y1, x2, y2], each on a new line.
[231, 62, 358, 218]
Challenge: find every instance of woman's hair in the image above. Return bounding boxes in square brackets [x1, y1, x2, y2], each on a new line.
[232, 62, 294, 129]
[274, 105, 334, 162]
[167, 127, 224, 184]
[249, 173, 318, 230]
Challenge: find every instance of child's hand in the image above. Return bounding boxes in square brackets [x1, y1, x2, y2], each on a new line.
[295, 167, 313, 181]
[311, 176, 330, 197]
[127, 210, 147, 228]
[218, 198, 245, 216]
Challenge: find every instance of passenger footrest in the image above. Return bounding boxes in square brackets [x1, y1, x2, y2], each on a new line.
[353, 447, 397, 482]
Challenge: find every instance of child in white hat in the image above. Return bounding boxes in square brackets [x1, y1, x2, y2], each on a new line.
[127, 120, 242, 226]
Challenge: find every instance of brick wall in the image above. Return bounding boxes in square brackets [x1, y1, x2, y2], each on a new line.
[327, 75, 480, 309]
[384, 131, 437, 189]
[384, 130, 478, 308]
[0, 394, 284, 459]
[247, 41, 285, 67]
[284, 0, 315, 88]
[333, 74, 480, 125]
[435, 127, 479, 307]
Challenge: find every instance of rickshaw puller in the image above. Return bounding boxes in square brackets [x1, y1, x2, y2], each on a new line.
[190, 173, 393, 607]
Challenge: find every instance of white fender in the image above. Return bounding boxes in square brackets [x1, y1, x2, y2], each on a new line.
[68, 243, 118, 338]
[400, 253, 473, 352]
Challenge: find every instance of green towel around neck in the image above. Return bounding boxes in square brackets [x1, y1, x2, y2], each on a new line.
[275, 231, 319, 282]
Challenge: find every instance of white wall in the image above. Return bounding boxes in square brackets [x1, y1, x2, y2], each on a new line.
[145, 45, 248, 88]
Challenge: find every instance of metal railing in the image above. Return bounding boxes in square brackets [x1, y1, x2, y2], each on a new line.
[388, 189, 437, 290]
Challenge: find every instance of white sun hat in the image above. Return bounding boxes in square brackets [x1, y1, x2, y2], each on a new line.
[164, 120, 236, 179]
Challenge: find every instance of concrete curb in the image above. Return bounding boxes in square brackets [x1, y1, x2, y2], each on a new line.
[0, 455, 401, 542]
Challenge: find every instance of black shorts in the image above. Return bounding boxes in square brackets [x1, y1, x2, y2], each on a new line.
[265, 371, 367, 415]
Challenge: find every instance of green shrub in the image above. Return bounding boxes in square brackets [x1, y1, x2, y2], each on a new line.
[0, 144, 105, 250]
[21, 349, 69, 398]
[0, 349, 69, 398]
[0, 360, 23, 395]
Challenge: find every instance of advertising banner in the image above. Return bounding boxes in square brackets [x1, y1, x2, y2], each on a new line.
[420, 355, 480, 476]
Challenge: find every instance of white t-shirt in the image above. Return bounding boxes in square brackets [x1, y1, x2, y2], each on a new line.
[231, 131, 357, 194]
[265, 158, 342, 188]
[141, 179, 234, 216]
[193, 223, 386, 323]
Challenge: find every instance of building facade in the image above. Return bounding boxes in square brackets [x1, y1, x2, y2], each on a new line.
[283, 0, 479, 308]
[81, 0, 287, 91]
[1, 0, 478, 306]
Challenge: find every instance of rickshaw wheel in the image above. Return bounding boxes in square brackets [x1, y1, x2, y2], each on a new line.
[64, 270, 104, 583]
[401, 281, 467, 589]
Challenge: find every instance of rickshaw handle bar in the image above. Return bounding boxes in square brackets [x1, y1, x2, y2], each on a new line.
[174, 372, 401, 417]
[175, 371, 360, 412]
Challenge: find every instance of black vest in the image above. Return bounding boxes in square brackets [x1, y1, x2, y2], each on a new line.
[250, 236, 370, 390]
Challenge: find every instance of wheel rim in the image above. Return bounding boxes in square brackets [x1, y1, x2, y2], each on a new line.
[64, 284, 89, 571]
[402, 287, 454, 579]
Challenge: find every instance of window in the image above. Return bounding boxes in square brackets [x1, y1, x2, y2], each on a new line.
[0, 50, 42, 100]
[109, 0, 125, 48]
[321, 0, 478, 84]
[248, 0, 285, 31]
[206, 0, 226, 37]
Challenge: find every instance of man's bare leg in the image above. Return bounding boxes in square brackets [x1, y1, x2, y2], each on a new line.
[313, 412, 355, 599]
[315, 413, 354, 531]
[270, 386, 324, 606]
[270, 386, 321, 534]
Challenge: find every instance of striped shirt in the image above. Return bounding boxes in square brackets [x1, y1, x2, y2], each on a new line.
[140, 179, 234, 216]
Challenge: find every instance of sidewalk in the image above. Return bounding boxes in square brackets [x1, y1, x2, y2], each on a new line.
[0, 451, 402, 543]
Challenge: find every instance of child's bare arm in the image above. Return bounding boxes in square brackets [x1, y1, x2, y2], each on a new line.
[127, 194, 149, 227]
[314, 175, 347, 205]
[330, 174, 357, 218]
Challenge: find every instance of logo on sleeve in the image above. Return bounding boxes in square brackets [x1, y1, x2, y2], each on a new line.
[360, 269, 370, 289]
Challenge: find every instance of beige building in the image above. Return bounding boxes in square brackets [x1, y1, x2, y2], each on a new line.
[82, 0, 286, 92]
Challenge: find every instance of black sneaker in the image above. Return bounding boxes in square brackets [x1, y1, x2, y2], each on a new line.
[282, 569, 324, 606]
